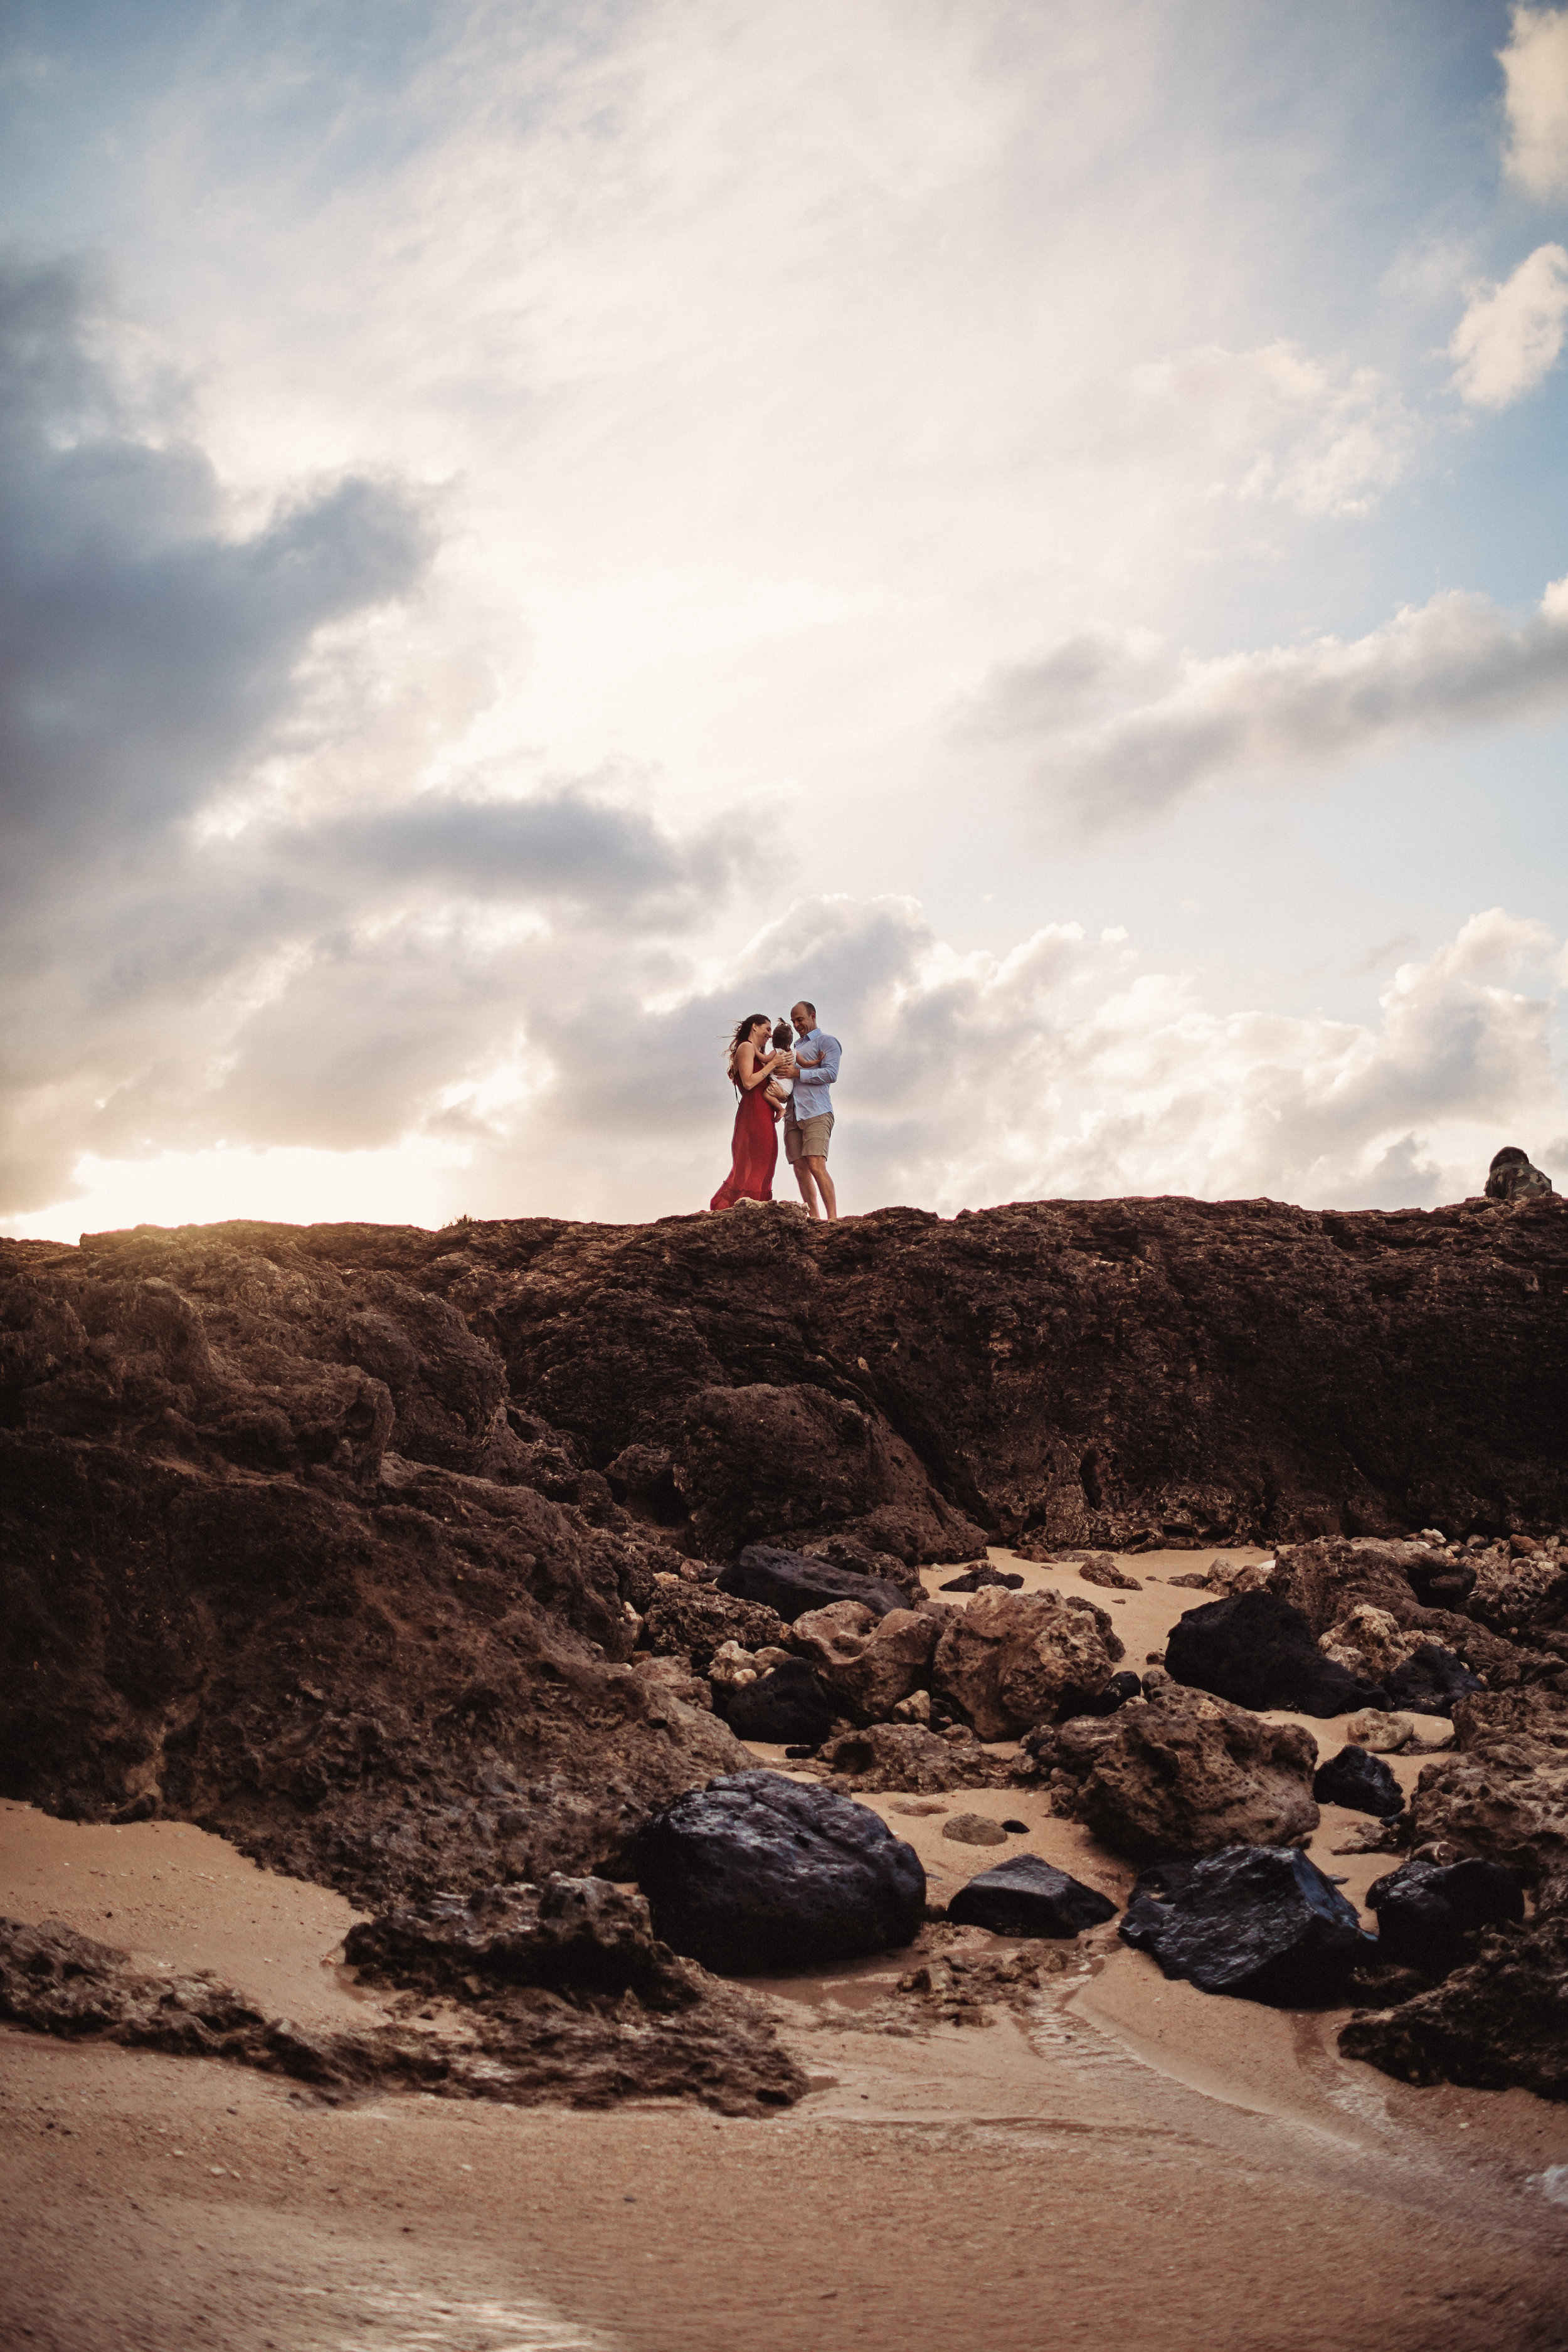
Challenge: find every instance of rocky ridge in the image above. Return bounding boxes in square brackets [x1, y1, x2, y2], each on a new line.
[3, 1198, 1567, 2104]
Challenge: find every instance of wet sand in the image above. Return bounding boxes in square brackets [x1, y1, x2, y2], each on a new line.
[4, 1549, 1567, 2351]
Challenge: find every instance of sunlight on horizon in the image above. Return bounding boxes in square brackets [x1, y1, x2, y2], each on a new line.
[1, 1139, 470, 1246]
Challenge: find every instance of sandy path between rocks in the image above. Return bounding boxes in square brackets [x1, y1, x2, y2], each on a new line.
[3, 1549, 1567, 2352]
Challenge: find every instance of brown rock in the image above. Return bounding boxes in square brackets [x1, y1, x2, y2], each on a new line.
[642, 1583, 790, 1672]
[817, 1724, 1015, 1793]
[1032, 1687, 1320, 1862]
[1468, 1549, 1568, 1634]
[792, 1601, 940, 1722]
[1077, 1554, 1142, 1591]
[941, 1813, 1009, 1845]
[0, 1904, 806, 2115]
[933, 1587, 1125, 1741]
[1407, 1740, 1568, 1880]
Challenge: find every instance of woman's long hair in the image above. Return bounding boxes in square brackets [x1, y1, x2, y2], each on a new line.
[726, 1012, 770, 1084]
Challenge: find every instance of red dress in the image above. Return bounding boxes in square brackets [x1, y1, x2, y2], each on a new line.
[711, 1077, 778, 1209]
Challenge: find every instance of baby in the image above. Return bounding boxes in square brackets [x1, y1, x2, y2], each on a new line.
[764, 1020, 795, 1110]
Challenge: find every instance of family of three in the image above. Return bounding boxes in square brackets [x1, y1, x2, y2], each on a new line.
[709, 999, 841, 1221]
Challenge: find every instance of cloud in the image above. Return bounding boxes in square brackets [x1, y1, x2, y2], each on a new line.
[960, 575, 1568, 822]
[278, 894, 1562, 1228]
[0, 251, 756, 1212]
[1132, 341, 1417, 517]
[0, 253, 437, 869]
[1449, 242, 1568, 408]
[1501, 5, 1568, 200]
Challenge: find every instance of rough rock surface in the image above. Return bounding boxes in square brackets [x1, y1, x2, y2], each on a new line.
[0, 1907, 805, 2113]
[1165, 1591, 1384, 1717]
[1076, 1553, 1142, 1591]
[1381, 1645, 1485, 1717]
[941, 1811, 1009, 1846]
[817, 1723, 1016, 1793]
[625, 1769, 925, 1973]
[1406, 1738, 1568, 1879]
[1120, 1847, 1374, 2006]
[1, 1227, 808, 1912]
[1028, 1686, 1320, 1861]
[642, 1583, 790, 1672]
[1311, 1745, 1404, 1818]
[1318, 1604, 1428, 1682]
[712, 1660, 835, 1747]
[37, 1197, 1554, 1578]
[946, 1855, 1116, 1938]
[932, 1586, 1124, 1740]
[715, 1545, 910, 1623]
[1468, 1549, 1568, 1634]
[344, 1873, 672, 1997]
[1340, 1872, 1568, 2099]
[790, 1601, 940, 1722]
[1364, 1857, 1525, 1979]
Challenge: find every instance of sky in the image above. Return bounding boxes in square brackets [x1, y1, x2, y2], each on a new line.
[3, 0, 1567, 1237]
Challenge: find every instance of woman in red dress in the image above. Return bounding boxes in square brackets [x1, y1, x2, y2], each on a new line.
[710, 1012, 790, 1209]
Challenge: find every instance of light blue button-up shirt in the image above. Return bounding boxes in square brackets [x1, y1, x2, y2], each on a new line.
[791, 1028, 840, 1119]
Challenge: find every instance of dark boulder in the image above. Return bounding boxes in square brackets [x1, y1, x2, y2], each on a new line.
[1365, 1855, 1526, 1979]
[1119, 1845, 1375, 2005]
[716, 1544, 909, 1624]
[1312, 1745, 1405, 1819]
[1085, 1670, 1143, 1717]
[1165, 1591, 1385, 1718]
[946, 1854, 1116, 1938]
[1340, 1876, 1568, 2099]
[940, 1564, 1024, 1591]
[713, 1660, 836, 1747]
[625, 1768, 925, 1973]
[1382, 1643, 1485, 1719]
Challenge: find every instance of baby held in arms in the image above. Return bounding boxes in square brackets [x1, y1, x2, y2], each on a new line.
[764, 1022, 795, 1111]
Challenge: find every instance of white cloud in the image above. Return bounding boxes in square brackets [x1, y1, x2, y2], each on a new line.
[1450, 243, 1568, 408]
[961, 575, 1568, 822]
[1133, 341, 1417, 517]
[1501, 5, 1568, 200]
[13, 900, 1560, 1236]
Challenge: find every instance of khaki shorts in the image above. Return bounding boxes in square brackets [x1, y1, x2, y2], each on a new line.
[785, 1109, 834, 1164]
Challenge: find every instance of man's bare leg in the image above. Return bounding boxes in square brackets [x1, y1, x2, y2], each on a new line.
[793, 1159, 824, 1218]
[804, 1156, 837, 1219]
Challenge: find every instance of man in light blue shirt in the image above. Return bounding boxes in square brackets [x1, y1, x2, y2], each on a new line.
[783, 998, 840, 1220]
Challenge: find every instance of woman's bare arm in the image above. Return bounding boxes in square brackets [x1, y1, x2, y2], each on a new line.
[735, 1044, 782, 1091]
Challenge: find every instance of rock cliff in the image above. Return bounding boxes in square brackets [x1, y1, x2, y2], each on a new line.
[3, 1190, 1565, 1907]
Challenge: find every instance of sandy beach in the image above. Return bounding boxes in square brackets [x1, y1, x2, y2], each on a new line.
[4, 1547, 1567, 2352]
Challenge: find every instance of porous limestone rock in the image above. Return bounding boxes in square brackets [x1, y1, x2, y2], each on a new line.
[790, 1600, 940, 1723]
[941, 1812, 1009, 1846]
[817, 1722, 1014, 1793]
[932, 1586, 1124, 1741]
[1319, 1604, 1427, 1682]
[1029, 1685, 1320, 1862]
[1407, 1740, 1568, 1880]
